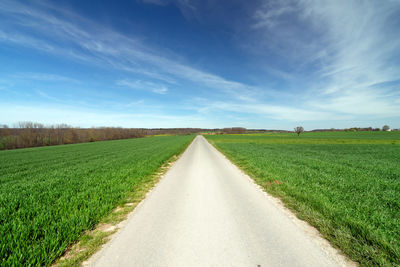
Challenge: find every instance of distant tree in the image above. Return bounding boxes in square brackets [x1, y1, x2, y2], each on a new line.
[231, 127, 246, 134]
[294, 126, 304, 136]
[0, 122, 209, 150]
[382, 125, 390, 131]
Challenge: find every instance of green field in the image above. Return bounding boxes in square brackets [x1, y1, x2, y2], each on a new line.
[205, 131, 400, 266]
[0, 135, 194, 266]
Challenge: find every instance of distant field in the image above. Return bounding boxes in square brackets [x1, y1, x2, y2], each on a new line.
[205, 131, 400, 266]
[0, 135, 194, 266]
[213, 131, 400, 144]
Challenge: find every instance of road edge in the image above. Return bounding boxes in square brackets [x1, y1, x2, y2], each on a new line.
[203, 135, 357, 267]
[52, 135, 196, 267]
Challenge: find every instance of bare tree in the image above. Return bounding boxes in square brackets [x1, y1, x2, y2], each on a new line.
[294, 126, 304, 136]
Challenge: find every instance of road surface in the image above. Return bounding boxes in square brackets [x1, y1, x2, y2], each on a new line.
[89, 135, 349, 266]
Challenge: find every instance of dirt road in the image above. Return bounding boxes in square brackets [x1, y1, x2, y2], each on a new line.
[89, 135, 349, 266]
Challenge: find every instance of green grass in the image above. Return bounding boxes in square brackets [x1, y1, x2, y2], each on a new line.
[205, 131, 400, 266]
[213, 131, 400, 144]
[0, 135, 194, 266]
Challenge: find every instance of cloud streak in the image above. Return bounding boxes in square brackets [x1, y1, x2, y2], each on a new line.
[116, 79, 168, 94]
[0, 0, 262, 102]
[1, 0, 399, 128]
[11, 72, 80, 83]
[251, 0, 400, 119]
[0, 103, 213, 128]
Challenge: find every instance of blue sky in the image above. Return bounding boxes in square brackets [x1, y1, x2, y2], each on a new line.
[1, 0, 399, 130]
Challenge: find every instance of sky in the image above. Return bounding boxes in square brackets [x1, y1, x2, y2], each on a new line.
[0, 0, 399, 130]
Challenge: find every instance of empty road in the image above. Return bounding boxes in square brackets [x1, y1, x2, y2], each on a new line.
[90, 135, 348, 266]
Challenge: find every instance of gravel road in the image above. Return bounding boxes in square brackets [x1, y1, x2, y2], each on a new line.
[89, 135, 350, 267]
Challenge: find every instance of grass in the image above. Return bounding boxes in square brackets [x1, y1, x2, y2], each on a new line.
[205, 131, 400, 266]
[0, 135, 194, 266]
[211, 131, 400, 144]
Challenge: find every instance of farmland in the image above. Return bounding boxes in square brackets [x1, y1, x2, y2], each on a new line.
[205, 131, 400, 266]
[0, 135, 194, 266]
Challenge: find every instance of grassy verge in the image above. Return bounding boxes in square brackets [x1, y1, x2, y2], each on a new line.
[0, 135, 194, 266]
[54, 153, 187, 266]
[205, 132, 400, 266]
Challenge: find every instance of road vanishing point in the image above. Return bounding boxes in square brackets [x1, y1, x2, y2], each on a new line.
[89, 136, 350, 267]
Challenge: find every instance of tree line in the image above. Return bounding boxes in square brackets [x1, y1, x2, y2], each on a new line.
[0, 122, 204, 150]
[310, 125, 394, 132]
[3, 122, 394, 150]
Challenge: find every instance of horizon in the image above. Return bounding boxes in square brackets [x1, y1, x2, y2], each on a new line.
[1, 0, 400, 130]
[1, 121, 397, 132]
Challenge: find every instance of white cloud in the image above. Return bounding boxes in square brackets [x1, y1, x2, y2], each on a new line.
[309, 88, 400, 117]
[116, 79, 168, 94]
[11, 72, 79, 83]
[252, 0, 400, 119]
[0, 103, 216, 128]
[1, 0, 399, 128]
[36, 90, 60, 102]
[152, 87, 168, 94]
[0, 0, 262, 101]
[253, 0, 297, 30]
[125, 100, 144, 107]
[187, 98, 346, 122]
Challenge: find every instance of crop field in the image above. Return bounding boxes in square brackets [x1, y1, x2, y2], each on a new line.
[205, 131, 400, 266]
[0, 135, 194, 266]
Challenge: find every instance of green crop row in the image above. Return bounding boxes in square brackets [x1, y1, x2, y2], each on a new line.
[205, 132, 400, 266]
[0, 135, 194, 266]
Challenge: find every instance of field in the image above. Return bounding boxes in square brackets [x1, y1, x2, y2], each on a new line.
[0, 135, 194, 266]
[205, 131, 400, 266]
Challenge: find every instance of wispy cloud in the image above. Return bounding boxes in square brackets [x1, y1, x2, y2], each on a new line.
[0, 0, 261, 101]
[187, 98, 345, 122]
[141, 0, 197, 19]
[253, 0, 297, 30]
[1, 0, 399, 128]
[11, 72, 79, 83]
[125, 100, 145, 107]
[116, 79, 168, 94]
[36, 90, 60, 102]
[0, 103, 212, 128]
[251, 0, 400, 119]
